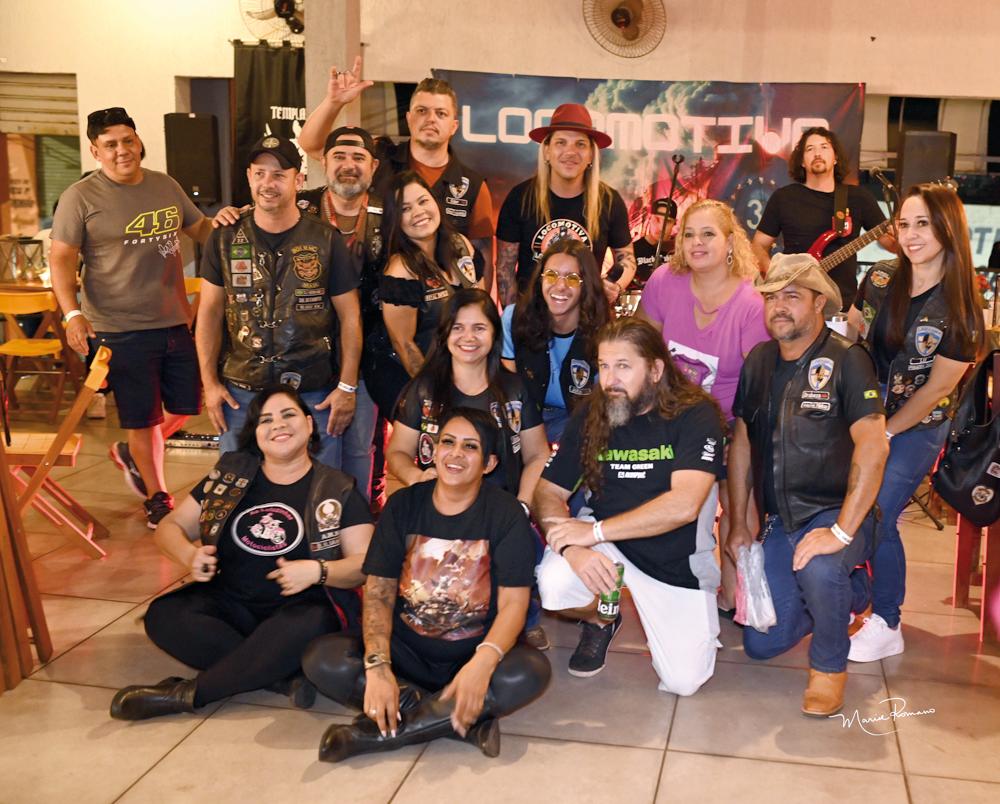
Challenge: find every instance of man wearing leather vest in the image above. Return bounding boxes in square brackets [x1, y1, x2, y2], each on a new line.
[197, 137, 363, 470]
[728, 253, 889, 718]
[296, 126, 386, 503]
[297, 60, 495, 290]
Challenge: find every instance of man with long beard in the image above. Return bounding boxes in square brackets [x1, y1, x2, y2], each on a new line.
[532, 318, 725, 694]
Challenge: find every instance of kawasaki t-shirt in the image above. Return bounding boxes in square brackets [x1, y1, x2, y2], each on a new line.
[543, 400, 724, 589]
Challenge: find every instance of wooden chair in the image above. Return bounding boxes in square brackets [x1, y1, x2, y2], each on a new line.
[0, 291, 78, 422]
[6, 346, 112, 558]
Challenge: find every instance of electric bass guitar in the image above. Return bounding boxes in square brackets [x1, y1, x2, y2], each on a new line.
[807, 215, 894, 273]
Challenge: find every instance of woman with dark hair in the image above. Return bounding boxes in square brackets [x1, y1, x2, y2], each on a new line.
[365, 170, 484, 418]
[387, 288, 550, 504]
[846, 183, 983, 662]
[501, 239, 610, 442]
[108, 385, 374, 721]
[638, 199, 769, 615]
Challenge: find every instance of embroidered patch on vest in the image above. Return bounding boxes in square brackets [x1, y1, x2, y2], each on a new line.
[808, 358, 833, 391]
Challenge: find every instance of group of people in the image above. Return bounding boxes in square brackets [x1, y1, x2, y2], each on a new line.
[44, 59, 984, 760]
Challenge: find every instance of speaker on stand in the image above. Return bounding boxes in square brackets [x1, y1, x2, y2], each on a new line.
[896, 130, 957, 191]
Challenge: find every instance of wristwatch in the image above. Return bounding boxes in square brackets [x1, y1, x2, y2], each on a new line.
[363, 652, 390, 671]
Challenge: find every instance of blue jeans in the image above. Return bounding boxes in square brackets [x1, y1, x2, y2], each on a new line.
[744, 509, 874, 673]
[219, 383, 343, 469]
[867, 418, 949, 627]
[340, 380, 377, 501]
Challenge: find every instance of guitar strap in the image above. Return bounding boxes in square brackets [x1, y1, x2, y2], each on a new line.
[833, 184, 850, 236]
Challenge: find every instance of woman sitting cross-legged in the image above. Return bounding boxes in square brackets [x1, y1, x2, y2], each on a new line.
[109, 385, 374, 721]
[303, 407, 552, 762]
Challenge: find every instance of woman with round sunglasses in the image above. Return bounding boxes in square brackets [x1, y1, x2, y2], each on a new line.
[500, 240, 611, 443]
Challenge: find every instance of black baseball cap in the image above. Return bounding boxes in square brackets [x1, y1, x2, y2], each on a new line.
[86, 107, 137, 142]
[248, 136, 302, 171]
[324, 126, 376, 156]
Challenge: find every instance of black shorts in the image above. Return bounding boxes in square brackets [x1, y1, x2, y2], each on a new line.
[95, 325, 201, 429]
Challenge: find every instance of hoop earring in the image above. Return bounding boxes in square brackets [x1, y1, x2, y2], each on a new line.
[726, 248, 734, 268]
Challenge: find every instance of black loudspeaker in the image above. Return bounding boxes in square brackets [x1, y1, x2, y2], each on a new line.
[896, 130, 957, 192]
[164, 113, 221, 205]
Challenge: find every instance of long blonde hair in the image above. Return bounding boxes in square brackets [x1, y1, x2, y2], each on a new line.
[670, 199, 758, 280]
[522, 136, 612, 243]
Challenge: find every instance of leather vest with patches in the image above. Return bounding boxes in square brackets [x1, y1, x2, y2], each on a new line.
[297, 187, 386, 337]
[197, 450, 360, 627]
[216, 211, 337, 392]
[375, 138, 484, 234]
[740, 328, 864, 530]
[511, 305, 595, 416]
[858, 260, 956, 428]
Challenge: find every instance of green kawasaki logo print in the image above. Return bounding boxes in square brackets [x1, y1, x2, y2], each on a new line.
[598, 444, 674, 462]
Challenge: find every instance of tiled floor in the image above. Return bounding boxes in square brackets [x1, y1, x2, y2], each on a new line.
[3, 410, 1000, 803]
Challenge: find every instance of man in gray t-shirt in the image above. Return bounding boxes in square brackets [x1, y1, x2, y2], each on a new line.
[51, 106, 212, 528]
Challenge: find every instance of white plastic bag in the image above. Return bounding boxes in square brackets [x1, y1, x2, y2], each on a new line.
[734, 542, 777, 633]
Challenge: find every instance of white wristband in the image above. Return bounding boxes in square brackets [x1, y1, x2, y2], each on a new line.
[831, 522, 853, 546]
[593, 520, 606, 543]
[475, 641, 505, 661]
[63, 309, 84, 324]
[337, 381, 357, 394]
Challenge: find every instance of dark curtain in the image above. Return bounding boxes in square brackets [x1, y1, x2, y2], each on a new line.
[233, 43, 305, 206]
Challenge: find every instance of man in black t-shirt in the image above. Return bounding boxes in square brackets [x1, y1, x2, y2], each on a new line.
[751, 127, 895, 310]
[630, 201, 676, 289]
[534, 319, 724, 694]
[303, 408, 550, 763]
[196, 137, 362, 472]
[495, 103, 635, 305]
[728, 253, 888, 718]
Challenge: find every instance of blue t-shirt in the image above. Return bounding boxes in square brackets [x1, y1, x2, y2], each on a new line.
[501, 304, 576, 409]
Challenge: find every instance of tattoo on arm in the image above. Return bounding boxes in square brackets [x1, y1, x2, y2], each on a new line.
[495, 241, 519, 306]
[362, 576, 397, 656]
[400, 341, 425, 377]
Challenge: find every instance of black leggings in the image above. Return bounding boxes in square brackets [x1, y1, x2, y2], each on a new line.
[302, 632, 551, 715]
[144, 583, 339, 706]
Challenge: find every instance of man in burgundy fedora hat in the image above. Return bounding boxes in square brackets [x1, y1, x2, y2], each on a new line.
[496, 103, 635, 306]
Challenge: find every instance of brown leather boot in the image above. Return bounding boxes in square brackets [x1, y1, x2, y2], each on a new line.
[801, 669, 847, 717]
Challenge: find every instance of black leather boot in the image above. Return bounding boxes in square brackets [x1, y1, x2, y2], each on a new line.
[456, 716, 501, 758]
[319, 691, 458, 763]
[266, 673, 317, 709]
[110, 677, 197, 721]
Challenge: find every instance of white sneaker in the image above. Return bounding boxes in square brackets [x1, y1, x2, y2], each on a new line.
[87, 394, 107, 419]
[848, 613, 904, 662]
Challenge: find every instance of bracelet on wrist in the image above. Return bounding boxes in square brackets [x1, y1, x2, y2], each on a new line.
[475, 641, 505, 661]
[558, 543, 573, 557]
[63, 309, 84, 324]
[831, 522, 853, 546]
[315, 558, 328, 585]
[337, 381, 357, 394]
[593, 520, 606, 543]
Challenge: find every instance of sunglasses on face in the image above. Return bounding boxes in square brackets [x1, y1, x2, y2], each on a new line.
[541, 269, 582, 288]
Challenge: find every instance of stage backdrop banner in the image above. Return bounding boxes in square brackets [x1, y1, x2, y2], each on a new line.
[233, 43, 306, 206]
[433, 70, 865, 237]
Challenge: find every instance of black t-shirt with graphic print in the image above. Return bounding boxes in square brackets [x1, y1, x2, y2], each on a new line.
[190, 468, 371, 611]
[543, 400, 724, 589]
[496, 179, 631, 292]
[362, 480, 536, 672]
[393, 371, 543, 494]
